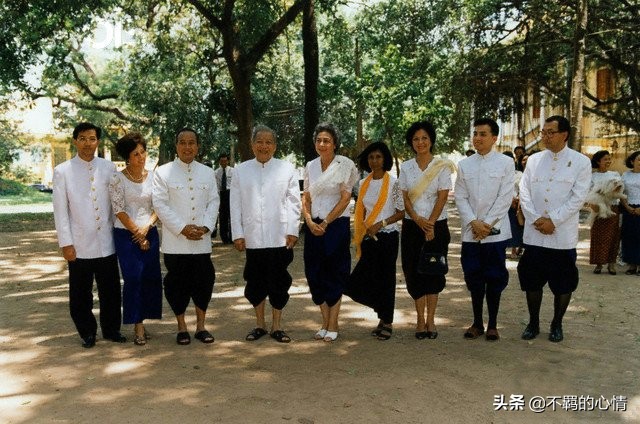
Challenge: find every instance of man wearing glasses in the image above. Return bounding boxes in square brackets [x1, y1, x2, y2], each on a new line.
[517, 115, 591, 342]
[53, 122, 126, 348]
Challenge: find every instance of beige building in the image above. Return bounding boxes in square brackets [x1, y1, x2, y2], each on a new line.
[492, 66, 638, 173]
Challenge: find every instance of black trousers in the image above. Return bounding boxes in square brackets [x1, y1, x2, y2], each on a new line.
[219, 189, 232, 243]
[68, 254, 122, 339]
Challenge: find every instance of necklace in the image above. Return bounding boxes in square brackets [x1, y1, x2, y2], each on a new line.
[124, 167, 145, 183]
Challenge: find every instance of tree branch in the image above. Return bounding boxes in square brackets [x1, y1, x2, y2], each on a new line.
[187, 0, 223, 30]
[243, 0, 308, 70]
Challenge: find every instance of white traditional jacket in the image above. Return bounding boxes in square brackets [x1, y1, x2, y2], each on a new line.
[519, 146, 591, 249]
[230, 158, 301, 249]
[52, 155, 117, 259]
[455, 151, 515, 243]
[152, 158, 219, 254]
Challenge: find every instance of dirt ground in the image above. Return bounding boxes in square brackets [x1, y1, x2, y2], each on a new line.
[0, 203, 639, 424]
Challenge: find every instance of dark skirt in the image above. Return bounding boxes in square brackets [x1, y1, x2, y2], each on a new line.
[113, 227, 163, 324]
[401, 218, 450, 299]
[589, 205, 620, 265]
[345, 231, 399, 324]
[303, 217, 351, 307]
[621, 204, 640, 265]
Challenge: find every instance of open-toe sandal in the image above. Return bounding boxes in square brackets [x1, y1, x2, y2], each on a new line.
[377, 326, 392, 340]
[245, 327, 267, 341]
[194, 330, 215, 344]
[176, 331, 191, 345]
[270, 330, 291, 343]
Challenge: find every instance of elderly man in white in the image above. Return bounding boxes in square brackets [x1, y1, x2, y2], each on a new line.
[518, 116, 591, 343]
[455, 118, 515, 342]
[153, 127, 219, 345]
[231, 125, 301, 343]
[53, 122, 126, 348]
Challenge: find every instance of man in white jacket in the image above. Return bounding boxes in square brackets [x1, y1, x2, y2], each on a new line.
[52, 122, 125, 348]
[153, 127, 219, 345]
[455, 118, 515, 342]
[231, 125, 301, 343]
[518, 116, 591, 343]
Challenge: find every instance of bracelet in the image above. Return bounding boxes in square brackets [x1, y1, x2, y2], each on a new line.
[382, 219, 387, 227]
[321, 219, 328, 227]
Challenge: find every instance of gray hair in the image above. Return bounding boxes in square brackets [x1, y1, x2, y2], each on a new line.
[251, 124, 276, 143]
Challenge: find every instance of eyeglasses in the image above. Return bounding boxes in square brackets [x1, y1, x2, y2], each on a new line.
[539, 130, 560, 137]
[77, 136, 98, 144]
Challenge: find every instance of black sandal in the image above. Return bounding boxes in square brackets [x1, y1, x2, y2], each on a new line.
[245, 327, 267, 341]
[270, 330, 291, 343]
[377, 326, 392, 340]
[194, 330, 215, 344]
[176, 331, 191, 345]
[371, 322, 384, 337]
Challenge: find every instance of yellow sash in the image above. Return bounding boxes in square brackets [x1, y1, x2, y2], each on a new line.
[408, 158, 456, 204]
[352, 172, 390, 258]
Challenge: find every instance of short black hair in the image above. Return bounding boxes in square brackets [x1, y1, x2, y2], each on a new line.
[218, 153, 230, 161]
[514, 146, 525, 154]
[357, 141, 393, 172]
[503, 150, 514, 159]
[465, 149, 475, 156]
[591, 150, 610, 169]
[473, 118, 499, 136]
[313, 122, 341, 151]
[626, 151, 640, 169]
[115, 132, 146, 161]
[405, 120, 436, 154]
[73, 122, 102, 140]
[546, 115, 571, 141]
[175, 127, 199, 144]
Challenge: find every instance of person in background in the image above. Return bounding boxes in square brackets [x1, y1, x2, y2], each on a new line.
[302, 123, 359, 342]
[231, 125, 301, 343]
[514, 146, 526, 171]
[588, 150, 622, 275]
[455, 118, 514, 341]
[109, 132, 162, 346]
[400, 120, 455, 340]
[52, 122, 126, 348]
[465, 149, 476, 157]
[214, 153, 234, 244]
[517, 116, 591, 343]
[153, 127, 219, 345]
[345, 141, 404, 341]
[620, 151, 640, 275]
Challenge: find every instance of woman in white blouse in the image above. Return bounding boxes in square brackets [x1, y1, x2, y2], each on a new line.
[109, 133, 162, 345]
[345, 142, 404, 340]
[621, 151, 640, 275]
[400, 121, 455, 340]
[302, 123, 359, 342]
[588, 150, 622, 275]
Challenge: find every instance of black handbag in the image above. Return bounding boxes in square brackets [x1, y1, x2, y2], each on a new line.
[417, 246, 448, 276]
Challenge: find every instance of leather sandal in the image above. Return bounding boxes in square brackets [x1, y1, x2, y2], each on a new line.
[245, 327, 267, 341]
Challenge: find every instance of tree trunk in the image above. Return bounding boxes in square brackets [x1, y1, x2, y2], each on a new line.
[302, 0, 319, 163]
[231, 72, 255, 161]
[569, 0, 588, 151]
